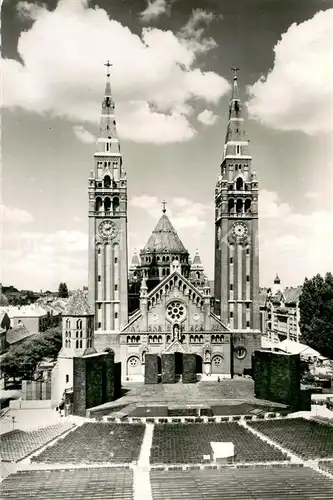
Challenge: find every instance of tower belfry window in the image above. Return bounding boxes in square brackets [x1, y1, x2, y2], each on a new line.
[236, 145, 241, 155]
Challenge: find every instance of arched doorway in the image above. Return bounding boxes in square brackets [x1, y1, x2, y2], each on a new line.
[211, 354, 224, 374]
[127, 356, 141, 377]
[175, 352, 183, 375]
[195, 355, 203, 374]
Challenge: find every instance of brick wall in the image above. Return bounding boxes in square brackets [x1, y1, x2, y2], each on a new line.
[73, 351, 120, 416]
[182, 354, 196, 383]
[162, 353, 175, 384]
[253, 350, 301, 408]
[145, 354, 159, 384]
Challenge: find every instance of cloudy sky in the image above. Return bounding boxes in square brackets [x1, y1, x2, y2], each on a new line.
[2, 0, 333, 292]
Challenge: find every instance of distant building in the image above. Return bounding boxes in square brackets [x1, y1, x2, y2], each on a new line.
[260, 276, 302, 343]
[0, 284, 9, 307]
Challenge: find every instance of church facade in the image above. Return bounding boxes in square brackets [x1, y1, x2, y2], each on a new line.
[84, 67, 261, 382]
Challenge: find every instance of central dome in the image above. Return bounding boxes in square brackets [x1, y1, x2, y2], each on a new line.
[142, 213, 187, 253]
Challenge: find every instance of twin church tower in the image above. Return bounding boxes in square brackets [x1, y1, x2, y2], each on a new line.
[86, 65, 260, 379]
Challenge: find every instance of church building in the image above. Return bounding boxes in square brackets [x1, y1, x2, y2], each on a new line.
[65, 65, 261, 384]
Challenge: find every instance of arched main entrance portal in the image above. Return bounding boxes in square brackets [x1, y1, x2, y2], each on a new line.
[175, 352, 183, 375]
[195, 355, 203, 374]
[211, 354, 224, 374]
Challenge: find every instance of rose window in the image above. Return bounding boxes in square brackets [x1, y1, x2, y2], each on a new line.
[166, 301, 186, 322]
[128, 357, 139, 367]
[212, 355, 223, 366]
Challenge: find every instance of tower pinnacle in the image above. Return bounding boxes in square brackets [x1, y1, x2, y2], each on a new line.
[231, 67, 239, 100]
[95, 60, 121, 156]
[162, 200, 167, 213]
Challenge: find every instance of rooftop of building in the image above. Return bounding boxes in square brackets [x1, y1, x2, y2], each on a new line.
[142, 210, 188, 255]
[64, 289, 93, 316]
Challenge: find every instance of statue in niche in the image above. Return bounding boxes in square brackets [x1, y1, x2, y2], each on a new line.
[199, 324, 204, 331]
[189, 325, 194, 332]
[148, 325, 152, 333]
[172, 324, 180, 341]
[205, 351, 211, 362]
[158, 325, 162, 332]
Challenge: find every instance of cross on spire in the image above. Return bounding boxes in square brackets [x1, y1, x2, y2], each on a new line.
[162, 200, 167, 213]
[104, 60, 113, 78]
[231, 67, 240, 80]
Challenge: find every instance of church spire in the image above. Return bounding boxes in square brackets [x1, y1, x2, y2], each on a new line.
[223, 67, 251, 160]
[95, 60, 120, 155]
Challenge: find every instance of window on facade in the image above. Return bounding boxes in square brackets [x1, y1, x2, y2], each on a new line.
[246, 248, 250, 255]
[98, 322, 101, 328]
[230, 257, 233, 264]
[235, 346, 247, 359]
[246, 321, 250, 327]
[246, 303, 250, 309]
[115, 312, 118, 319]
[246, 275, 250, 282]
[236, 145, 241, 155]
[115, 257, 118, 263]
[98, 304, 101, 310]
[230, 284, 233, 291]
[115, 284, 118, 291]
[66, 374, 69, 383]
[230, 311, 233, 318]
[98, 275, 101, 282]
[97, 248, 101, 255]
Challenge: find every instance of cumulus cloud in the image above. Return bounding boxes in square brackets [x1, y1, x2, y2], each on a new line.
[178, 8, 217, 54]
[72, 125, 96, 143]
[2, 228, 88, 290]
[247, 9, 333, 135]
[2, 205, 34, 224]
[140, 0, 171, 22]
[197, 109, 218, 126]
[259, 190, 333, 286]
[2, 0, 229, 144]
[130, 195, 211, 229]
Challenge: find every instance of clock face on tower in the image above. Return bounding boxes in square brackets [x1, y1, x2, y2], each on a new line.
[98, 220, 117, 239]
[232, 222, 249, 239]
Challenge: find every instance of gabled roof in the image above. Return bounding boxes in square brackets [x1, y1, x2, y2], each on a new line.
[283, 286, 302, 305]
[6, 326, 34, 345]
[147, 268, 203, 301]
[142, 213, 187, 254]
[65, 289, 93, 316]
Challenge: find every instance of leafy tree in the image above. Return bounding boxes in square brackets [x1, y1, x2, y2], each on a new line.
[1, 326, 62, 380]
[299, 272, 333, 360]
[58, 282, 69, 298]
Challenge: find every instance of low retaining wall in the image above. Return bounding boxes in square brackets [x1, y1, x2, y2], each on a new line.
[10, 399, 52, 410]
[101, 412, 282, 424]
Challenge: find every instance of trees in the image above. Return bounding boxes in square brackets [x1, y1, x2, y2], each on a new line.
[299, 272, 333, 360]
[1, 326, 62, 380]
[58, 282, 69, 298]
